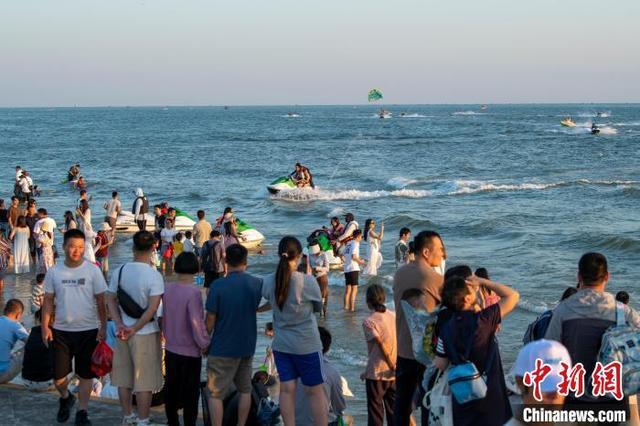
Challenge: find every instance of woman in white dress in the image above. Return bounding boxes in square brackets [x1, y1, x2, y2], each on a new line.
[362, 218, 384, 277]
[9, 215, 31, 274]
[76, 200, 96, 263]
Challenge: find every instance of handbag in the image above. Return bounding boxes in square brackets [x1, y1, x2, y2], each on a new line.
[424, 369, 454, 426]
[116, 264, 148, 319]
[443, 318, 497, 404]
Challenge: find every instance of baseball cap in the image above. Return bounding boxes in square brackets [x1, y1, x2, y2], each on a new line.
[514, 339, 572, 393]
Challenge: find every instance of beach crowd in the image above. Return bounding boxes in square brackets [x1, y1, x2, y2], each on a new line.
[0, 166, 638, 426]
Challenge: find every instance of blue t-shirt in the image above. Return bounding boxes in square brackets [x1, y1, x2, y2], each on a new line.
[205, 271, 263, 358]
[0, 316, 29, 373]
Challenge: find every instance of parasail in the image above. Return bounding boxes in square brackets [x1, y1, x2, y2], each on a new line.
[368, 88, 383, 102]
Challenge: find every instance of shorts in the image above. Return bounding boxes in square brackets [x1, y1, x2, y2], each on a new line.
[207, 356, 253, 399]
[52, 329, 98, 380]
[344, 271, 359, 286]
[96, 256, 109, 274]
[111, 332, 163, 392]
[105, 216, 116, 230]
[273, 350, 325, 386]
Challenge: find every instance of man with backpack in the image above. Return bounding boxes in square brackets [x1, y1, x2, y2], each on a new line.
[201, 230, 226, 289]
[132, 188, 149, 231]
[545, 253, 640, 416]
[106, 231, 164, 426]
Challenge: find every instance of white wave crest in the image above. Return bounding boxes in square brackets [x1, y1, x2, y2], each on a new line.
[387, 177, 419, 189]
[398, 113, 428, 118]
[271, 187, 432, 201]
[518, 299, 551, 315]
[452, 111, 485, 116]
[448, 180, 563, 195]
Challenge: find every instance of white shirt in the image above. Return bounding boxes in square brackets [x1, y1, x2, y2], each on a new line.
[44, 261, 107, 332]
[107, 262, 164, 335]
[103, 198, 121, 219]
[343, 240, 360, 273]
[160, 228, 178, 244]
[34, 217, 58, 241]
[19, 177, 31, 193]
[15, 169, 22, 182]
[183, 239, 195, 253]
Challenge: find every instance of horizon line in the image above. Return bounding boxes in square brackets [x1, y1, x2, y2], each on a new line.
[1, 101, 638, 109]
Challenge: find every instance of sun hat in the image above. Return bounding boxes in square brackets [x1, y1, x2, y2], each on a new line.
[514, 339, 572, 393]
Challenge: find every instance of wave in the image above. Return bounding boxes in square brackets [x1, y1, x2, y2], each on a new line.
[281, 114, 301, 118]
[383, 213, 437, 229]
[452, 111, 485, 116]
[518, 299, 551, 315]
[386, 176, 419, 189]
[398, 113, 429, 118]
[329, 347, 368, 368]
[269, 179, 638, 202]
[565, 233, 640, 254]
[613, 122, 640, 126]
[577, 112, 611, 118]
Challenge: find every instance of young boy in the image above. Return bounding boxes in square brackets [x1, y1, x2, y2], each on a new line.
[31, 273, 46, 313]
[183, 231, 195, 254]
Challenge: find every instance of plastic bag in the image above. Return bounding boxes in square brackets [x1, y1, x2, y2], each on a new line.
[91, 340, 114, 377]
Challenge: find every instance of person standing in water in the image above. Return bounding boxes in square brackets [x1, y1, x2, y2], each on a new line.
[343, 229, 366, 311]
[362, 219, 384, 277]
[308, 242, 330, 317]
[132, 188, 149, 231]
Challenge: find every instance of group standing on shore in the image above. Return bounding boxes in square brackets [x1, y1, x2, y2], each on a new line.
[1, 165, 639, 426]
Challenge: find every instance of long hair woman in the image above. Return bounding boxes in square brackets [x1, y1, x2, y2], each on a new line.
[261, 236, 327, 425]
[362, 218, 384, 277]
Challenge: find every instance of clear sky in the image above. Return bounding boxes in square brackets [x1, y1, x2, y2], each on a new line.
[1, 0, 638, 106]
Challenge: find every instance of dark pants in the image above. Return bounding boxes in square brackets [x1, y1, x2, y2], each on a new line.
[136, 219, 146, 231]
[393, 357, 426, 426]
[164, 350, 202, 426]
[204, 271, 221, 288]
[366, 379, 396, 426]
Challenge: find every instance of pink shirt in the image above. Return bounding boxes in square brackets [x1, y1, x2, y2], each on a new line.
[363, 309, 397, 381]
[162, 282, 210, 357]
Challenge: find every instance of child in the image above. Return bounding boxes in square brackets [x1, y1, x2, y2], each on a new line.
[21, 308, 54, 391]
[183, 231, 195, 253]
[616, 291, 630, 305]
[172, 232, 184, 257]
[362, 285, 397, 426]
[343, 229, 366, 312]
[31, 273, 46, 313]
[150, 237, 161, 269]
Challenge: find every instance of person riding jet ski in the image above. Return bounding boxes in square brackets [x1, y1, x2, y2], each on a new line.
[289, 163, 315, 188]
[591, 123, 601, 134]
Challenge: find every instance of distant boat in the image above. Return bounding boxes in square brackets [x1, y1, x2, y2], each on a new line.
[560, 118, 576, 128]
[480, 104, 488, 110]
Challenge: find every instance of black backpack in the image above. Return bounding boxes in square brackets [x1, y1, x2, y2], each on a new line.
[131, 196, 149, 215]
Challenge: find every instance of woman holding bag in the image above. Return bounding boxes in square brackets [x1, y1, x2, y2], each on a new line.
[432, 268, 519, 426]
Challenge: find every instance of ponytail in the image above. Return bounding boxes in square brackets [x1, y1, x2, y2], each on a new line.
[366, 284, 387, 313]
[275, 236, 303, 311]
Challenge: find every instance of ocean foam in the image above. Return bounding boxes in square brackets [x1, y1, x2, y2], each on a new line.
[387, 176, 419, 189]
[452, 111, 485, 116]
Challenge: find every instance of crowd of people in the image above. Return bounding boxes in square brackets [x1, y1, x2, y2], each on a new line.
[1, 166, 639, 426]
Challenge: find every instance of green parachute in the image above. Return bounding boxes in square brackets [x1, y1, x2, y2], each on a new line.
[367, 88, 383, 102]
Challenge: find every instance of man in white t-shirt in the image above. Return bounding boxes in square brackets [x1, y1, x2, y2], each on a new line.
[343, 229, 366, 311]
[103, 191, 121, 230]
[106, 230, 164, 426]
[42, 228, 108, 426]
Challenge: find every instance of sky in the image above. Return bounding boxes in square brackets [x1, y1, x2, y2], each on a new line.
[1, 0, 639, 106]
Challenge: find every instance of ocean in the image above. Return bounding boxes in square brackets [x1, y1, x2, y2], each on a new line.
[1, 104, 639, 421]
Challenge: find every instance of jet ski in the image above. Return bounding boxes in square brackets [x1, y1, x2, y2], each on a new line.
[115, 208, 196, 232]
[267, 176, 298, 194]
[590, 124, 601, 135]
[307, 229, 343, 270]
[378, 110, 392, 119]
[235, 219, 265, 249]
[560, 118, 576, 127]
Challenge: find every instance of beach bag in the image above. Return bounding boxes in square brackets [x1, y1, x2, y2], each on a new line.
[599, 302, 640, 395]
[522, 309, 553, 344]
[400, 300, 440, 366]
[424, 369, 454, 426]
[441, 320, 496, 404]
[162, 244, 173, 260]
[90, 341, 114, 377]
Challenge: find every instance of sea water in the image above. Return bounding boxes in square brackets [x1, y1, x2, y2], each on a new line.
[1, 104, 639, 421]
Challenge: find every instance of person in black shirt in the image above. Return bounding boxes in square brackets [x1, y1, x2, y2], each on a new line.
[22, 308, 54, 391]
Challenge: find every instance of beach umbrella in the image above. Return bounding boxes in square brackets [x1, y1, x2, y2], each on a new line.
[368, 88, 383, 103]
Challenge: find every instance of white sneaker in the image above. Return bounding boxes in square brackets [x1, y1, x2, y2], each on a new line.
[121, 414, 138, 425]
